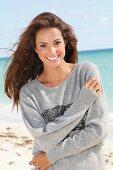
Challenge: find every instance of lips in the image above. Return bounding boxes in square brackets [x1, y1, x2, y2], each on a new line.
[47, 55, 59, 61]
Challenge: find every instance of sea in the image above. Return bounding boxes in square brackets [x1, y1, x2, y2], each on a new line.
[0, 48, 113, 122]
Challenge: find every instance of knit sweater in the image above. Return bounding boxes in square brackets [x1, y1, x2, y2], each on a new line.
[19, 61, 108, 170]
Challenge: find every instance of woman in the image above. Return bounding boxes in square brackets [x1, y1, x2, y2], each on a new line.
[5, 12, 108, 170]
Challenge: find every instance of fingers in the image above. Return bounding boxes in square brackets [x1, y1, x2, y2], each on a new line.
[85, 78, 98, 88]
[93, 83, 101, 91]
[85, 78, 101, 96]
[29, 159, 37, 166]
[85, 79, 94, 88]
[29, 160, 34, 165]
[29, 158, 41, 169]
[29, 155, 38, 165]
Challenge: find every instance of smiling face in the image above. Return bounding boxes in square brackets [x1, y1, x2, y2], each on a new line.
[35, 27, 66, 68]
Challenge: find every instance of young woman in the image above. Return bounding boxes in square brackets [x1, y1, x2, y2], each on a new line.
[5, 12, 108, 170]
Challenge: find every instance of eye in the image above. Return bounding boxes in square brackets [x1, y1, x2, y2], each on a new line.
[40, 44, 47, 48]
[55, 41, 61, 45]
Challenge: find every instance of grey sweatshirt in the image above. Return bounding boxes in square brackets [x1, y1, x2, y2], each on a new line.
[19, 61, 108, 170]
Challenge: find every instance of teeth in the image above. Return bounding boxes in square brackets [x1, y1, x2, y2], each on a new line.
[47, 56, 58, 60]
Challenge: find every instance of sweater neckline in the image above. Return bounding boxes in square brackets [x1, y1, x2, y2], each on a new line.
[34, 63, 79, 90]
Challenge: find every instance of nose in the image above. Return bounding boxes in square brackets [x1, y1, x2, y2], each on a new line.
[48, 46, 56, 55]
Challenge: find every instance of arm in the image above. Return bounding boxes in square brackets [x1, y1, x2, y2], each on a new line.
[19, 85, 98, 153]
[46, 90, 108, 164]
[32, 139, 42, 156]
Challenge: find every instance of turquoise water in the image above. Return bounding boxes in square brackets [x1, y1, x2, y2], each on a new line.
[0, 57, 12, 104]
[0, 48, 113, 112]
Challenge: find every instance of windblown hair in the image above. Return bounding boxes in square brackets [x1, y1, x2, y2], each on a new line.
[4, 12, 78, 111]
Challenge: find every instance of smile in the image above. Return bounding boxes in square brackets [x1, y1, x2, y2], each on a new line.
[47, 56, 59, 61]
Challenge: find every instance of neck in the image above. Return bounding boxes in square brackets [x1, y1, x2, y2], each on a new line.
[42, 61, 75, 82]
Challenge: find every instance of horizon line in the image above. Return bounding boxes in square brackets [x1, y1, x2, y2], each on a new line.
[78, 47, 113, 53]
[0, 47, 113, 58]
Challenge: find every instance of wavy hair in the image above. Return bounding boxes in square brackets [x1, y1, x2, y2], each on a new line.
[4, 12, 78, 111]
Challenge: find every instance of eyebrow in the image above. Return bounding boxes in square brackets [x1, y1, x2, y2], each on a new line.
[38, 38, 62, 44]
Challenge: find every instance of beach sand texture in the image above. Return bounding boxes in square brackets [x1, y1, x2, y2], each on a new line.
[0, 121, 113, 170]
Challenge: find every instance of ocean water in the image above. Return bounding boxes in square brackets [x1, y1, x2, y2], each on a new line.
[0, 48, 113, 121]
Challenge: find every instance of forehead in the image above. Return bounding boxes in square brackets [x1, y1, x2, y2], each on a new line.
[35, 28, 63, 42]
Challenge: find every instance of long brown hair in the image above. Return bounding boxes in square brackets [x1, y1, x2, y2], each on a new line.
[4, 12, 78, 111]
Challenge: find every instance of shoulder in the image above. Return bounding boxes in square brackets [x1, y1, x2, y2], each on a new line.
[78, 61, 100, 76]
[19, 79, 36, 97]
[78, 61, 99, 71]
[77, 61, 101, 86]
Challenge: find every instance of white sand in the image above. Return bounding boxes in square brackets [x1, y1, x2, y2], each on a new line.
[0, 121, 113, 170]
[0, 121, 34, 170]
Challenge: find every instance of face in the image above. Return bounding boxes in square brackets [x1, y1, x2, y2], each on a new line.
[35, 28, 66, 68]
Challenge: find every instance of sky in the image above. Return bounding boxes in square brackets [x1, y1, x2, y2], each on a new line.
[0, 0, 113, 57]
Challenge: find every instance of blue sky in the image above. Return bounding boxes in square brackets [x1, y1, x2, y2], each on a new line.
[0, 0, 113, 57]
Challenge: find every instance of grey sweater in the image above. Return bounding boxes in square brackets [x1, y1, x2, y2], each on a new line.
[19, 61, 108, 170]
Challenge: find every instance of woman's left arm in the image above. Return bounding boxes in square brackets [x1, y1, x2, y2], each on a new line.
[45, 89, 108, 164]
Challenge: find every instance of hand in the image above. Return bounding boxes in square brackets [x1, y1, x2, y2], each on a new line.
[29, 151, 53, 170]
[85, 78, 101, 96]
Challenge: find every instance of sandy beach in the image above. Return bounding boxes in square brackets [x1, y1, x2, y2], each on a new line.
[0, 121, 33, 170]
[0, 120, 113, 170]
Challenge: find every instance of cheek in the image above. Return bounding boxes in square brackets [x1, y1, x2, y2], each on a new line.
[37, 50, 46, 58]
[58, 46, 66, 56]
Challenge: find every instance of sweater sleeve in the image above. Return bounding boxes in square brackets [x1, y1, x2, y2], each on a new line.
[46, 90, 108, 164]
[46, 62, 108, 164]
[19, 86, 98, 153]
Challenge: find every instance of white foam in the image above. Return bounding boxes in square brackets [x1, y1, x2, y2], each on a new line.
[0, 102, 22, 122]
[108, 112, 113, 127]
[108, 112, 113, 119]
